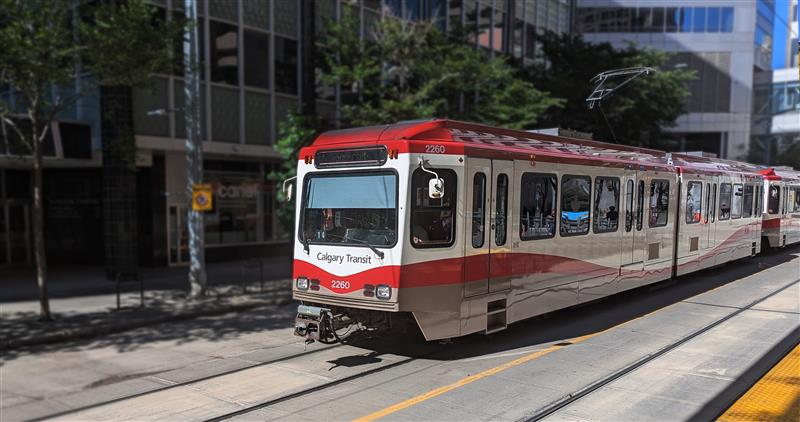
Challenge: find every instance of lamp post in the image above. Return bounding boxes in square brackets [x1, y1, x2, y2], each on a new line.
[184, 0, 206, 297]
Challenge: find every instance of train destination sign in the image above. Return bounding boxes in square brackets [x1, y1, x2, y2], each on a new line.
[315, 147, 387, 168]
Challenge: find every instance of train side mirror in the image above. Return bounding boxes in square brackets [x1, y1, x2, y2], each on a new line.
[282, 176, 297, 202]
[428, 178, 445, 199]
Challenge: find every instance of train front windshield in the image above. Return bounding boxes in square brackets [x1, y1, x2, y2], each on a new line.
[301, 171, 398, 247]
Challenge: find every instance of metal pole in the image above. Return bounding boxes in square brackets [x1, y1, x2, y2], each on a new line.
[184, 0, 206, 297]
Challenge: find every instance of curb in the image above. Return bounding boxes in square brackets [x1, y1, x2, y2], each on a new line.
[2, 294, 294, 351]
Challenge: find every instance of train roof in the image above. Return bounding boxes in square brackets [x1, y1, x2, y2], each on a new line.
[307, 119, 764, 176]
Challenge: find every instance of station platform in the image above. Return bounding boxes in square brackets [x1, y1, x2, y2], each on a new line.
[719, 344, 799, 422]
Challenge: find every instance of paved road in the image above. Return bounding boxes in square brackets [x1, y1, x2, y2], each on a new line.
[2, 247, 798, 421]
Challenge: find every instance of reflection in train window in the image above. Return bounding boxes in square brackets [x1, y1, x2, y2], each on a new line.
[636, 180, 645, 230]
[560, 175, 591, 236]
[719, 183, 732, 220]
[471, 173, 486, 248]
[594, 177, 620, 233]
[520, 173, 557, 240]
[742, 185, 754, 218]
[410, 168, 457, 248]
[794, 188, 800, 212]
[768, 184, 780, 214]
[686, 182, 702, 224]
[731, 184, 743, 219]
[649, 180, 670, 227]
[495, 173, 509, 246]
[625, 180, 634, 232]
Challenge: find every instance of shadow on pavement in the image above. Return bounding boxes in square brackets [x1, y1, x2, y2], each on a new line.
[349, 246, 800, 361]
[1, 289, 297, 362]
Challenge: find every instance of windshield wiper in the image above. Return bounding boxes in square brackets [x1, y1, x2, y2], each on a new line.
[302, 234, 310, 255]
[324, 233, 385, 260]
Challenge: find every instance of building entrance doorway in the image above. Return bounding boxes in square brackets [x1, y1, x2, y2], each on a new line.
[167, 205, 188, 266]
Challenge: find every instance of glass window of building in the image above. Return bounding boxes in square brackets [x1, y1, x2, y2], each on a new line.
[560, 175, 591, 236]
[707, 7, 721, 32]
[686, 182, 702, 224]
[274, 37, 298, 95]
[205, 164, 271, 245]
[649, 180, 669, 227]
[693, 7, 706, 32]
[244, 30, 269, 89]
[594, 177, 620, 233]
[209, 0, 237, 22]
[245, 91, 270, 145]
[209, 20, 238, 85]
[410, 168, 457, 248]
[680, 7, 692, 32]
[243, 0, 268, 30]
[666, 7, 679, 32]
[721, 7, 734, 32]
[520, 173, 557, 240]
[650, 7, 665, 32]
[274, 0, 297, 37]
[211, 86, 240, 142]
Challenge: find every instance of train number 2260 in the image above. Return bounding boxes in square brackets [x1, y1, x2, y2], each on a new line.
[425, 144, 446, 154]
[331, 280, 351, 290]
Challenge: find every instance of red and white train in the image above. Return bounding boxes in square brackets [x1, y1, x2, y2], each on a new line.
[289, 119, 800, 342]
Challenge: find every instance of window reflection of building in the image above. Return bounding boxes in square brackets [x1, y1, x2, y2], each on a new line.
[204, 169, 273, 246]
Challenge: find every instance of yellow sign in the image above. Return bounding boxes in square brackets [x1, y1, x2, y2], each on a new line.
[192, 184, 213, 211]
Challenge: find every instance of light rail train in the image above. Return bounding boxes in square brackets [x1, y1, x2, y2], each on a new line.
[288, 119, 800, 342]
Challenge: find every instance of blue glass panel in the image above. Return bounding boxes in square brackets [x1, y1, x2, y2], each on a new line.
[307, 174, 397, 209]
[707, 7, 720, 32]
[693, 7, 706, 32]
[680, 7, 692, 32]
[721, 7, 734, 32]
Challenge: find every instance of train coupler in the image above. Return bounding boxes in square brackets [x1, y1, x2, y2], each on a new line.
[294, 304, 335, 345]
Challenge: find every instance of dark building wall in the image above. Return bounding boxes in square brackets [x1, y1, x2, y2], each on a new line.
[43, 168, 104, 265]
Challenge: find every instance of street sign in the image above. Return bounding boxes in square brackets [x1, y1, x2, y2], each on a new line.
[192, 184, 213, 211]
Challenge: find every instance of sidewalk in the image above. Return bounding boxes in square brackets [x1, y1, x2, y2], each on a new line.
[0, 258, 294, 351]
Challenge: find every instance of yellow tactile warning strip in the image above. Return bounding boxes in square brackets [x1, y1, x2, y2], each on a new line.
[718, 343, 800, 422]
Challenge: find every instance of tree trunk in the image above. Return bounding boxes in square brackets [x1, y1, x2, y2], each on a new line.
[32, 123, 51, 321]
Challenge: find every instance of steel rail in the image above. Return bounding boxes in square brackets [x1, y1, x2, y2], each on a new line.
[519, 277, 800, 422]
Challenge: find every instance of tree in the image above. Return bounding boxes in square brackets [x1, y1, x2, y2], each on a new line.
[527, 32, 695, 148]
[319, 10, 562, 129]
[0, 0, 180, 320]
[269, 10, 563, 233]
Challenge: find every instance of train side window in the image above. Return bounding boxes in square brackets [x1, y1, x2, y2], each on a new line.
[625, 180, 634, 232]
[711, 184, 717, 222]
[704, 183, 711, 223]
[648, 180, 669, 227]
[768, 184, 780, 214]
[719, 183, 732, 220]
[754, 186, 760, 216]
[495, 174, 508, 246]
[794, 188, 800, 212]
[686, 181, 702, 224]
[520, 173, 557, 240]
[593, 177, 620, 233]
[731, 184, 743, 219]
[784, 187, 790, 214]
[636, 180, 645, 230]
[410, 168, 457, 248]
[560, 175, 591, 236]
[471, 173, 486, 248]
[742, 185, 754, 218]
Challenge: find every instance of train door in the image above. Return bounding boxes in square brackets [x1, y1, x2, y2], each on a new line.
[464, 158, 491, 297]
[489, 160, 514, 292]
[705, 178, 718, 250]
[620, 170, 645, 274]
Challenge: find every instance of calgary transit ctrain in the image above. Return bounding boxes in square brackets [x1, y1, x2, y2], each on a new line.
[287, 119, 800, 343]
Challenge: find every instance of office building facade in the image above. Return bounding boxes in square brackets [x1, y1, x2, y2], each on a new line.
[576, 0, 776, 160]
[0, 0, 575, 270]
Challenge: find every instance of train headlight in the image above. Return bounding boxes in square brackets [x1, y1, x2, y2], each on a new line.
[296, 277, 309, 290]
[376, 284, 392, 300]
